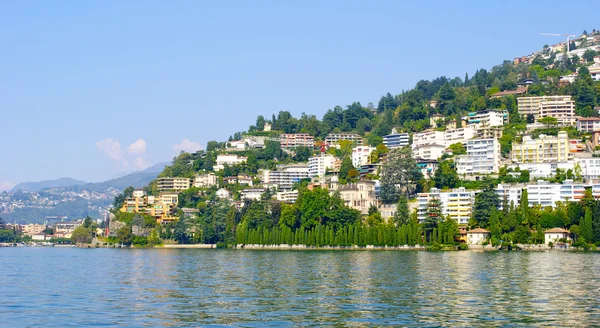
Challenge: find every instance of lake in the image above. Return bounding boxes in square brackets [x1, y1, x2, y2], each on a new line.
[1, 248, 599, 327]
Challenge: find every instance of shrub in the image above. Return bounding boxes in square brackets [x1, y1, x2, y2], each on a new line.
[458, 244, 468, 250]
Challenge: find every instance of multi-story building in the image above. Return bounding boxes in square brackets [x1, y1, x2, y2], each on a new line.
[241, 188, 266, 201]
[517, 95, 575, 125]
[383, 132, 410, 149]
[576, 116, 600, 133]
[193, 173, 218, 188]
[22, 223, 47, 236]
[352, 146, 376, 168]
[412, 130, 445, 148]
[280, 133, 315, 149]
[417, 159, 439, 179]
[444, 127, 475, 145]
[511, 131, 571, 164]
[324, 133, 362, 145]
[466, 110, 508, 128]
[156, 177, 191, 192]
[495, 184, 522, 210]
[214, 154, 248, 171]
[276, 190, 299, 203]
[413, 144, 447, 160]
[54, 221, 82, 238]
[416, 187, 477, 225]
[430, 114, 445, 127]
[308, 154, 336, 178]
[330, 178, 377, 215]
[456, 139, 501, 175]
[262, 164, 310, 190]
[575, 157, 600, 179]
[120, 193, 179, 223]
[507, 162, 575, 179]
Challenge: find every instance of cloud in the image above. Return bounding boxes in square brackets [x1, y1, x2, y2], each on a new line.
[173, 139, 203, 153]
[96, 138, 123, 162]
[128, 139, 147, 155]
[133, 157, 148, 170]
[0, 181, 16, 192]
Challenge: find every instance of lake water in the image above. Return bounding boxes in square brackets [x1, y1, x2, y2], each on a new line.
[1, 248, 599, 327]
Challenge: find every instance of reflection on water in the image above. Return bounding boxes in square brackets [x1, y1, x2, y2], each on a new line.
[1, 248, 599, 326]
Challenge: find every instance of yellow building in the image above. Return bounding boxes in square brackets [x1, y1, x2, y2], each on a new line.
[517, 95, 575, 125]
[156, 177, 191, 192]
[120, 193, 179, 223]
[511, 131, 571, 163]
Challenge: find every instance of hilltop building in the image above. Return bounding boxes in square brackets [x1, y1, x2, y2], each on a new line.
[383, 132, 409, 149]
[456, 139, 501, 177]
[308, 154, 336, 178]
[156, 177, 191, 192]
[517, 96, 575, 126]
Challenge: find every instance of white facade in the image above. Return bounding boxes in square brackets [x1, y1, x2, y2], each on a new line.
[544, 228, 571, 245]
[412, 130, 445, 148]
[524, 180, 600, 208]
[575, 158, 600, 179]
[324, 133, 362, 145]
[576, 117, 600, 133]
[133, 189, 147, 198]
[416, 187, 478, 225]
[276, 190, 299, 203]
[467, 229, 490, 245]
[444, 127, 475, 145]
[216, 188, 231, 200]
[193, 173, 218, 188]
[413, 144, 446, 160]
[507, 162, 576, 179]
[262, 164, 309, 190]
[241, 189, 266, 201]
[308, 154, 336, 178]
[495, 184, 522, 210]
[383, 133, 409, 149]
[467, 110, 508, 128]
[456, 139, 501, 175]
[214, 154, 248, 171]
[352, 146, 376, 168]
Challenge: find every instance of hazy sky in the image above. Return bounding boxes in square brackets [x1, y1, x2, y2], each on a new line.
[1, 0, 598, 189]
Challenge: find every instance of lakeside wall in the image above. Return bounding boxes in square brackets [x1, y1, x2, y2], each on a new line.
[234, 244, 427, 250]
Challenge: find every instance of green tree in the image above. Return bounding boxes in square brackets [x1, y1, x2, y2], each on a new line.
[433, 160, 459, 189]
[174, 215, 189, 244]
[338, 156, 356, 184]
[113, 186, 134, 209]
[380, 147, 423, 203]
[71, 226, 92, 244]
[581, 207, 594, 243]
[116, 225, 133, 245]
[293, 146, 312, 162]
[472, 183, 500, 227]
[393, 196, 410, 226]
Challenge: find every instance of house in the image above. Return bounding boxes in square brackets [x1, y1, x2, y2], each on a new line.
[544, 228, 571, 245]
[241, 188, 265, 201]
[216, 188, 231, 200]
[227, 140, 247, 150]
[263, 123, 272, 131]
[329, 178, 377, 215]
[466, 228, 490, 245]
[352, 146, 376, 168]
[214, 154, 247, 171]
[194, 173, 218, 188]
[237, 175, 254, 186]
[430, 114, 444, 127]
[416, 159, 439, 179]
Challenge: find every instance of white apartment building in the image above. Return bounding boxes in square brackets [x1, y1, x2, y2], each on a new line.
[416, 187, 477, 225]
[214, 154, 248, 171]
[383, 132, 410, 149]
[276, 190, 299, 203]
[466, 110, 508, 128]
[262, 164, 309, 190]
[517, 96, 575, 125]
[133, 189, 147, 198]
[412, 130, 445, 148]
[308, 154, 336, 178]
[413, 144, 447, 160]
[456, 139, 501, 175]
[523, 180, 600, 208]
[241, 188, 266, 201]
[507, 162, 575, 179]
[511, 132, 571, 164]
[444, 127, 475, 145]
[193, 173, 218, 188]
[352, 146, 376, 168]
[324, 133, 362, 145]
[156, 177, 191, 192]
[280, 133, 314, 149]
[575, 158, 600, 179]
[495, 184, 522, 210]
[576, 117, 600, 133]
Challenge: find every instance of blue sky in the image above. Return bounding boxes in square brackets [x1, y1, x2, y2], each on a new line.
[1, 0, 598, 189]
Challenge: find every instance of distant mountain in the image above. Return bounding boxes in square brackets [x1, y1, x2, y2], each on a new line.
[11, 177, 88, 192]
[47, 162, 169, 193]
